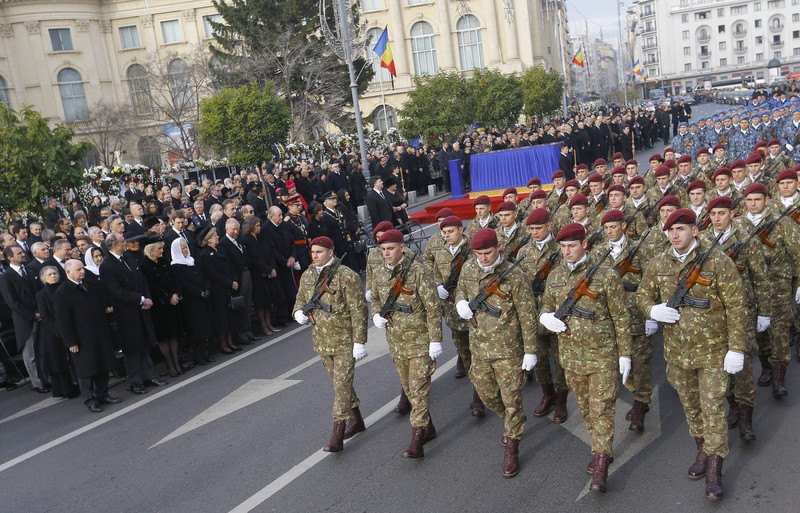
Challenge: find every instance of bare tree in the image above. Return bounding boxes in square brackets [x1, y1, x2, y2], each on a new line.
[75, 100, 136, 167]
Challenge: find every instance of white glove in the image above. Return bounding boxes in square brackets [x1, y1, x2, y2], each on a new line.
[429, 342, 442, 360]
[372, 313, 389, 329]
[293, 261, 301, 270]
[650, 303, 680, 324]
[724, 350, 745, 374]
[540, 312, 567, 333]
[795, 287, 800, 304]
[293, 310, 309, 325]
[353, 343, 368, 360]
[787, 143, 795, 152]
[456, 300, 473, 320]
[619, 357, 632, 384]
[365, 289, 372, 302]
[645, 319, 659, 337]
[756, 316, 771, 333]
[437, 285, 450, 300]
[522, 353, 538, 371]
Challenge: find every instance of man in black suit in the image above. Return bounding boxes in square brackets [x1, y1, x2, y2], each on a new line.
[162, 211, 195, 262]
[99, 233, 166, 395]
[558, 143, 576, 181]
[190, 200, 209, 231]
[328, 162, 350, 193]
[365, 176, 394, 227]
[204, 185, 224, 212]
[26, 242, 50, 280]
[44, 239, 71, 283]
[246, 182, 268, 220]
[54, 259, 120, 413]
[11, 224, 32, 261]
[26, 220, 44, 245]
[0, 245, 48, 392]
[261, 206, 297, 326]
[215, 199, 238, 237]
[123, 181, 144, 205]
[123, 203, 147, 236]
[217, 217, 255, 343]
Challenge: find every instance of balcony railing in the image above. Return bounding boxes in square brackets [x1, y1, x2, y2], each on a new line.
[771, 40, 784, 48]
[697, 35, 711, 43]
[733, 30, 746, 37]
[769, 24, 785, 32]
[734, 45, 747, 54]
[698, 51, 712, 59]
[642, 43, 658, 50]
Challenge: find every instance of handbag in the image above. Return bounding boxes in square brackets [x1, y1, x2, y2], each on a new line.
[228, 294, 246, 311]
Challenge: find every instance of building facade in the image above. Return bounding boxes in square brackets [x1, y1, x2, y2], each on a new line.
[359, 0, 570, 131]
[629, 0, 800, 95]
[571, 35, 619, 100]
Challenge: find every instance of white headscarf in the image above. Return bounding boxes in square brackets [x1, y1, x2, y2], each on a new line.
[170, 237, 195, 266]
[84, 247, 102, 276]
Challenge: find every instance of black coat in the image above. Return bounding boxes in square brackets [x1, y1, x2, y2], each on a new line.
[558, 153, 575, 180]
[218, 235, 249, 281]
[198, 246, 237, 335]
[99, 253, 157, 353]
[140, 257, 183, 341]
[53, 279, 115, 378]
[259, 220, 297, 303]
[0, 268, 37, 349]
[124, 219, 147, 236]
[329, 171, 349, 193]
[365, 189, 394, 225]
[243, 233, 282, 309]
[172, 263, 213, 342]
[36, 285, 71, 375]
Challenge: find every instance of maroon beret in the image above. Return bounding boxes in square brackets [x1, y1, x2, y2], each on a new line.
[664, 147, 675, 154]
[746, 153, 763, 165]
[654, 166, 670, 178]
[712, 144, 725, 152]
[695, 147, 710, 157]
[526, 177, 542, 187]
[569, 194, 589, 208]
[678, 155, 692, 164]
[525, 208, 550, 226]
[588, 173, 603, 183]
[627, 176, 645, 186]
[372, 221, 394, 235]
[611, 166, 626, 175]
[708, 196, 733, 210]
[600, 209, 625, 225]
[593, 158, 607, 168]
[377, 229, 404, 245]
[743, 183, 768, 197]
[664, 159, 676, 169]
[687, 180, 707, 192]
[496, 201, 516, 213]
[657, 195, 681, 209]
[310, 236, 334, 249]
[608, 184, 627, 194]
[470, 228, 498, 250]
[754, 141, 768, 150]
[730, 159, 747, 169]
[473, 195, 491, 206]
[529, 189, 548, 200]
[663, 208, 697, 230]
[436, 207, 455, 219]
[649, 153, 664, 162]
[768, 139, 781, 147]
[626, 159, 638, 166]
[612, 152, 623, 160]
[564, 179, 580, 190]
[439, 215, 463, 229]
[502, 187, 518, 197]
[551, 170, 565, 180]
[555, 222, 586, 242]
[776, 169, 798, 182]
[712, 167, 732, 178]
[576, 163, 589, 171]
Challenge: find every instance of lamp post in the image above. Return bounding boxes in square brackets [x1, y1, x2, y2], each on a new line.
[617, 0, 628, 107]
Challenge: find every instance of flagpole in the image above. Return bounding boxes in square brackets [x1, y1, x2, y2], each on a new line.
[379, 74, 389, 144]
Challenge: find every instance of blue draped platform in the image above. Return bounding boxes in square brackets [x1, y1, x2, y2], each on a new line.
[469, 143, 561, 192]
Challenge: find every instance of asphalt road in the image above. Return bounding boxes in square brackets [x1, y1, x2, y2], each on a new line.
[3, 102, 796, 513]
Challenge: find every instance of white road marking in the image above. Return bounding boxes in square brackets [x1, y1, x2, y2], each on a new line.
[0, 397, 69, 425]
[227, 356, 458, 513]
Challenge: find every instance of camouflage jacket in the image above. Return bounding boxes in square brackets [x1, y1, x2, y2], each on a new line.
[465, 215, 498, 238]
[590, 235, 646, 335]
[636, 240, 747, 369]
[455, 256, 538, 359]
[540, 255, 632, 375]
[517, 235, 560, 309]
[430, 237, 471, 331]
[763, 153, 793, 180]
[423, 231, 446, 269]
[370, 256, 442, 359]
[496, 223, 529, 260]
[366, 245, 413, 292]
[638, 224, 670, 267]
[546, 189, 567, 212]
[292, 258, 368, 355]
[734, 210, 800, 280]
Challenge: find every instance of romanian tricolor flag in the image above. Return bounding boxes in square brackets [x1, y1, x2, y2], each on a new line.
[372, 27, 397, 77]
[633, 59, 643, 76]
[571, 46, 585, 68]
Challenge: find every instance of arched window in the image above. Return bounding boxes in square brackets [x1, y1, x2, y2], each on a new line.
[57, 68, 89, 121]
[733, 22, 745, 36]
[457, 15, 484, 71]
[0, 75, 10, 109]
[127, 64, 151, 115]
[770, 17, 782, 29]
[410, 21, 437, 76]
[372, 105, 397, 132]
[697, 27, 709, 40]
[138, 136, 161, 169]
[167, 58, 192, 110]
[367, 28, 392, 82]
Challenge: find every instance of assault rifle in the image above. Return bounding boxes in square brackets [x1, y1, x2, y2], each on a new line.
[699, 195, 744, 231]
[301, 253, 347, 325]
[467, 256, 525, 327]
[506, 234, 531, 262]
[379, 253, 417, 325]
[665, 232, 723, 311]
[585, 228, 605, 251]
[443, 243, 470, 299]
[531, 249, 560, 295]
[752, 205, 793, 247]
[614, 229, 651, 292]
[553, 248, 613, 335]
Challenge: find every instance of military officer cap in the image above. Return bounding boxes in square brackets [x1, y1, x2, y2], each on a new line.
[608, 184, 627, 195]
[743, 183, 768, 197]
[555, 222, 586, 242]
[712, 167, 732, 178]
[746, 153, 763, 164]
[657, 195, 681, 209]
[286, 194, 302, 205]
[551, 170, 565, 180]
[611, 166, 626, 176]
[377, 229, 404, 245]
[695, 148, 710, 157]
[502, 187, 518, 197]
[372, 221, 394, 235]
[473, 195, 491, 206]
[527, 177, 542, 187]
[776, 169, 798, 182]
[627, 176, 644, 187]
[611, 152, 624, 160]
[439, 215, 463, 229]
[626, 159, 638, 166]
[310, 236, 334, 249]
[677, 155, 692, 164]
[564, 179, 580, 190]
[649, 153, 663, 162]
[687, 180, 707, 192]
[754, 141, 768, 151]
[712, 144, 725, 152]
[529, 189, 548, 200]
[600, 209, 625, 225]
[768, 139, 781, 147]
[496, 201, 516, 213]
[525, 208, 550, 226]
[730, 159, 747, 169]
[663, 208, 696, 230]
[654, 166, 670, 178]
[593, 158, 607, 168]
[568, 194, 589, 208]
[321, 190, 337, 201]
[470, 228, 498, 250]
[708, 196, 733, 210]
[436, 207, 455, 219]
[587, 173, 603, 184]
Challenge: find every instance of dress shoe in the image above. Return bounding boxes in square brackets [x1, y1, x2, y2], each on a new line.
[33, 386, 51, 394]
[180, 361, 195, 371]
[145, 378, 167, 387]
[100, 395, 122, 405]
[86, 401, 104, 413]
[130, 384, 148, 395]
[247, 333, 258, 341]
[231, 345, 243, 352]
[269, 326, 283, 333]
[220, 348, 235, 355]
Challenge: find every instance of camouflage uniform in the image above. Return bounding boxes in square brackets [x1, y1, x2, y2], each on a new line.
[496, 223, 529, 261]
[455, 256, 538, 440]
[366, 245, 413, 293]
[423, 231, 445, 269]
[546, 189, 567, 212]
[620, 202, 650, 239]
[636, 240, 747, 458]
[465, 214, 498, 238]
[540, 254, 632, 456]
[292, 258, 368, 421]
[729, 129, 759, 160]
[371, 256, 443, 428]
[430, 238, 472, 372]
[762, 152, 793, 181]
[517, 195, 535, 224]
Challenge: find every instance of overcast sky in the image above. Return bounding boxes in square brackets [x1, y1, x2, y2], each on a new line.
[565, 0, 629, 45]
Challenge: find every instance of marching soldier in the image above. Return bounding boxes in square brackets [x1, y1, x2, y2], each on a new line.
[292, 237, 368, 452]
[730, 159, 752, 193]
[371, 229, 443, 458]
[517, 178, 541, 222]
[693, 148, 715, 181]
[637, 208, 746, 500]
[284, 196, 311, 271]
[575, 164, 591, 196]
[466, 197, 496, 237]
[729, 117, 759, 160]
[587, 174, 608, 215]
[625, 176, 656, 228]
[495, 201, 529, 260]
[610, 183, 647, 238]
[707, 168, 744, 215]
[518, 208, 568, 423]
[763, 139, 792, 180]
[539, 222, 632, 493]
[710, 144, 729, 172]
[547, 170, 567, 212]
[687, 180, 709, 226]
[639, 195, 680, 265]
[423, 207, 455, 268]
[454, 228, 538, 478]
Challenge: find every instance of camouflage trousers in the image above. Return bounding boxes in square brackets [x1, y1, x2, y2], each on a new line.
[470, 356, 526, 440]
[392, 355, 435, 428]
[534, 332, 566, 390]
[452, 329, 472, 371]
[666, 364, 728, 458]
[624, 335, 654, 404]
[763, 278, 794, 365]
[565, 369, 619, 457]
[320, 354, 359, 422]
[729, 318, 758, 407]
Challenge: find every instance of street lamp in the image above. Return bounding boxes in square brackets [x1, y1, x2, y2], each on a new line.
[617, 0, 628, 107]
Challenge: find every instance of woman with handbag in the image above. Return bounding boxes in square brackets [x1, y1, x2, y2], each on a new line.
[197, 226, 240, 354]
[170, 238, 215, 365]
